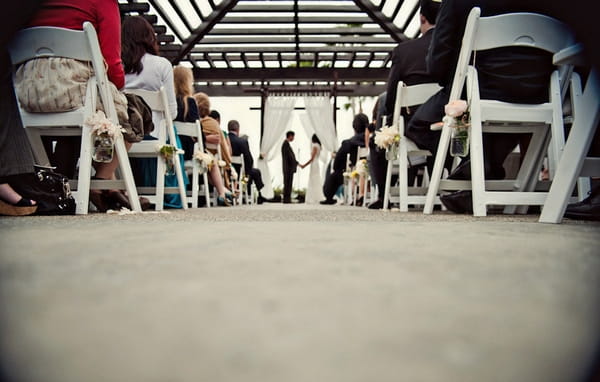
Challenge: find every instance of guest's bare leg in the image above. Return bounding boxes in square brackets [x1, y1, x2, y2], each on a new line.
[209, 165, 230, 197]
[0, 183, 35, 205]
[93, 141, 132, 180]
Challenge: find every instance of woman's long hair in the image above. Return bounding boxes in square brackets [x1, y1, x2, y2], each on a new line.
[121, 16, 159, 75]
[173, 66, 195, 119]
[193, 92, 211, 118]
[311, 134, 321, 145]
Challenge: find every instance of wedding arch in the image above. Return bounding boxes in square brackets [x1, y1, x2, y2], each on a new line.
[257, 93, 338, 199]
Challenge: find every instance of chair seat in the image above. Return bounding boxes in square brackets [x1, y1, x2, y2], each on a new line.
[20, 108, 89, 127]
[480, 99, 554, 123]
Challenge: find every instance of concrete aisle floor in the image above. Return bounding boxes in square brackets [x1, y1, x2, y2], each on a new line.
[0, 204, 599, 382]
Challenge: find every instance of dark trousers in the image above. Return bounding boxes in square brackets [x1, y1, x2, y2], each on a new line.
[368, 139, 420, 200]
[0, 52, 35, 178]
[234, 164, 264, 192]
[323, 169, 344, 201]
[247, 167, 264, 191]
[283, 171, 294, 202]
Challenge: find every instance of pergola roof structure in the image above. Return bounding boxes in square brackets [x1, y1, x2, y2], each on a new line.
[118, 0, 425, 97]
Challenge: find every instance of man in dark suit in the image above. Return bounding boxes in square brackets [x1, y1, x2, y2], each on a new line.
[407, 0, 566, 212]
[320, 113, 369, 205]
[367, 0, 441, 210]
[227, 120, 266, 204]
[281, 130, 298, 203]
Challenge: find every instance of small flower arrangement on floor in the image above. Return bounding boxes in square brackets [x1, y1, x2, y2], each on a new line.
[156, 144, 184, 175]
[193, 150, 214, 174]
[444, 100, 471, 157]
[85, 111, 124, 163]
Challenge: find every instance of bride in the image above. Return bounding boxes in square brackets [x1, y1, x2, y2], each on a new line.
[300, 134, 325, 204]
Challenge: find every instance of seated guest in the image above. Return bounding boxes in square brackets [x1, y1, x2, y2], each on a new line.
[367, 0, 442, 209]
[320, 113, 369, 205]
[209, 110, 233, 166]
[122, 15, 186, 209]
[16, 0, 137, 212]
[0, 0, 43, 216]
[173, 65, 199, 161]
[192, 93, 233, 206]
[227, 120, 266, 204]
[208, 109, 233, 190]
[408, 0, 562, 213]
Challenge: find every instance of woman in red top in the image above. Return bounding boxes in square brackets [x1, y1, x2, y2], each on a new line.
[18, 0, 134, 211]
[27, 0, 124, 89]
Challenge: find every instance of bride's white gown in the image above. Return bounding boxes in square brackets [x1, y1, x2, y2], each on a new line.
[305, 143, 325, 204]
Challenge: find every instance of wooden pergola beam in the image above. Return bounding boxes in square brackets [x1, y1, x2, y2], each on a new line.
[191, 67, 389, 82]
[353, 0, 408, 42]
[173, 0, 239, 64]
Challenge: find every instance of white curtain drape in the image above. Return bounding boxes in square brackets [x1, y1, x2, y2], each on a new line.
[257, 95, 297, 199]
[303, 95, 338, 154]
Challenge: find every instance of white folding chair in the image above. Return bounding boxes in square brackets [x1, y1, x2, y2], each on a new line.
[8, 22, 141, 214]
[205, 141, 225, 205]
[383, 81, 442, 211]
[125, 87, 188, 211]
[230, 154, 252, 205]
[353, 146, 372, 207]
[342, 152, 352, 205]
[174, 120, 211, 208]
[424, 8, 575, 216]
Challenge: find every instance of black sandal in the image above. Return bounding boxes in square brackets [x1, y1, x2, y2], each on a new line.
[0, 198, 38, 216]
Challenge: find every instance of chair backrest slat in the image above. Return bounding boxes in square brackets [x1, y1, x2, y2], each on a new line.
[8, 26, 92, 64]
[449, 8, 575, 103]
[474, 13, 575, 54]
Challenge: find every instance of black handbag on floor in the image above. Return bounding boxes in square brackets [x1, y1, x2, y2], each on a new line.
[11, 166, 76, 215]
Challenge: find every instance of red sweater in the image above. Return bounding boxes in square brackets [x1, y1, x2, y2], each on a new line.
[28, 0, 125, 89]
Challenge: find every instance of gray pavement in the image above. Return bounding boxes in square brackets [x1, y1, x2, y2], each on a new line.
[1, 203, 599, 382]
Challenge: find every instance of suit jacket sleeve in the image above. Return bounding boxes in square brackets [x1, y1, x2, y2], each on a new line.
[282, 140, 297, 169]
[242, 140, 253, 169]
[426, 0, 466, 86]
[385, 46, 406, 115]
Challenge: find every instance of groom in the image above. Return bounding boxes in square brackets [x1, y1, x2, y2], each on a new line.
[281, 131, 298, 204]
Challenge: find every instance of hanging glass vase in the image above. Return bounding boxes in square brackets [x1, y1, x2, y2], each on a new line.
[450, 124, 470, 157]
[165, 154, 176, 176]
[385, 142, 399, 161]
[92, 133, 114, 163]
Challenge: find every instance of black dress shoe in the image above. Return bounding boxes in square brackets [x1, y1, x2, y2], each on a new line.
[319, 199, 336, 205]
[440, 190, 473, 214]
[447, 160, 472, 180]
[368, 199, 383, 209]
[256, 195, 266, 204]
[447, 159, 505, 181]
[564, 186, 600, 221]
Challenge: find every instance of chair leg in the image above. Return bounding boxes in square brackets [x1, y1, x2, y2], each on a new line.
[399, 140, 409, 212]
[173, 154, 188, 210]
[540, 70, 600, 223]
[469, 112, 487, 217]
[424, 124, 452, 214]
[203, 173, 211, 208]
[156, 156, 166, 211]
[383, 158, 393, 209]
[191, 166, 199, 208]
[76, 128, 93, 215]
[114, 136, 141, 212]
